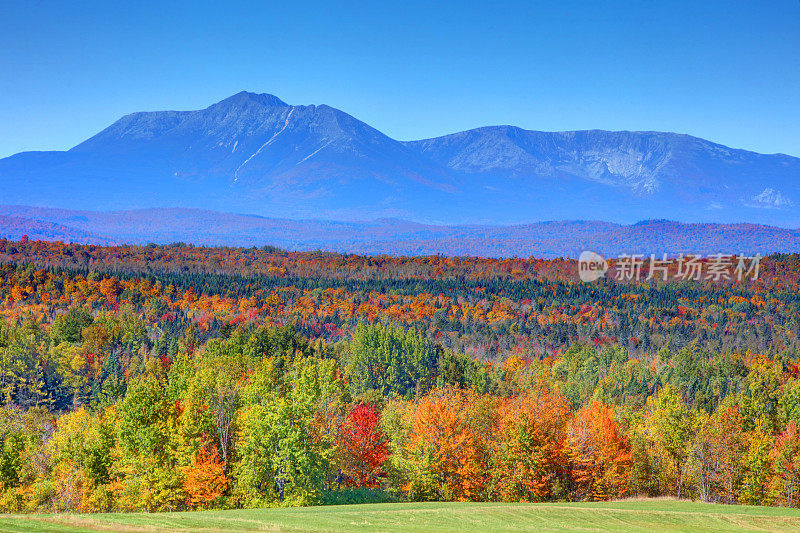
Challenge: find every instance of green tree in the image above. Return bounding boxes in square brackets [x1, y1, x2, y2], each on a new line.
[346, 323, 436, 398]
[235, 356, 343, 506]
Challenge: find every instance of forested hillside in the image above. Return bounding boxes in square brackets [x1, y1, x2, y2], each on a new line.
[3, 206, 800, 257]
[1, 239, 800, 512]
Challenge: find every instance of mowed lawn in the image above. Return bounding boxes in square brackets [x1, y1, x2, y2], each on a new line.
[3, 499, 800, 533]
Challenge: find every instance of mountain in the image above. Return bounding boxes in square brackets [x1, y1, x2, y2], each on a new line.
[1, 91, 799, 226]
[0, 92, 454, 221]
[2, 205, 799, 258]
[405, 128, 800, 225]
[0, 214, 113, 245]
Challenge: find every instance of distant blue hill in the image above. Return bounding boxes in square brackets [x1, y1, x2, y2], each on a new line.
[2, 205, 799, 258]
[1, 91, 798, 227]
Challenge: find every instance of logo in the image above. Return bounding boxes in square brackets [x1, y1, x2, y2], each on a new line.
[578, 251, 608, 282]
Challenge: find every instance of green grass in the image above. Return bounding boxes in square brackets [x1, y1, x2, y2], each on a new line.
[3, 499, 800, 532]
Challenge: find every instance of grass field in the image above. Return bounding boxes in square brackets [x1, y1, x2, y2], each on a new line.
[3, 499, 800, 533]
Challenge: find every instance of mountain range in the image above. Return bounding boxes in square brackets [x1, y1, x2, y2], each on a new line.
[2, 205, 799, 258]
[2, 91, 799, 227]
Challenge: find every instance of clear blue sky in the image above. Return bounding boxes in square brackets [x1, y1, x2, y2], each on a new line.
[1, 0, 798, 158]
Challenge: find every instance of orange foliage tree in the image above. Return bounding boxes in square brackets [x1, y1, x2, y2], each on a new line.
[492, 389, 570, 501]
[404, 387, 496, 501]
[567, 402, 632, 500]
[181, 445, 229, 509]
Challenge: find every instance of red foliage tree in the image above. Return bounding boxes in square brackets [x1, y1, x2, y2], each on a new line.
[337, 403, 389, 488]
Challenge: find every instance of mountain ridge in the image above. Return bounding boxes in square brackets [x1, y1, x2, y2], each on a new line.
[1, 91, 799, 226]
[2, 205, 798, 259]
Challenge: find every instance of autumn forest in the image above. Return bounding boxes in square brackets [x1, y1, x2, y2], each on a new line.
[1, 238, 800, 513]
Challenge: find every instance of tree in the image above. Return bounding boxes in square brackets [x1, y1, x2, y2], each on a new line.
[50, 308, 93, 345]
[346, 323, 436, 398]
[235, 357, 342, 506]
[400, 387, 495, 501]
[188, 354, 241, 471]
[337, 403, 388, 488]
[740, 358, 782, 433]
[492, 389, 569, 501]
[640, 385, 697, 497]
[692, 401, 745, 504]
[116, 374, 185, 511]
[182, 444, 229, 509]
[769, 421, 800, 507]
[48, 406, 116, 512]
[740, 428, 774, 506]
[567, 402, 632, 500]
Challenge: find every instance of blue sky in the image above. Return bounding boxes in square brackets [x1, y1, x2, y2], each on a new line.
[1, 0, 798, 158]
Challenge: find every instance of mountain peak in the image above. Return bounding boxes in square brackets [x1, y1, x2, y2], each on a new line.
[214, 91, 289, 109]
[4, 94, 800, 227]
